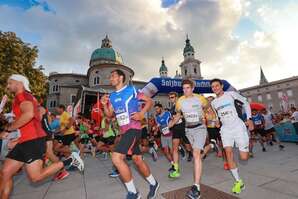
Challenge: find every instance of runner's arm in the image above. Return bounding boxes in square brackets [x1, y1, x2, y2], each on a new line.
[230, 91, 252, 119]
[6, 101, 34, 131]
[131, 93, 153, 121]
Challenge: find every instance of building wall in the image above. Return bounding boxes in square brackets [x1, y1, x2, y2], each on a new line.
[240, 78, 298, 113]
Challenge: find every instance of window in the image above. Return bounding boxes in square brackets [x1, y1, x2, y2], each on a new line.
[75, 80, 80, 83]
[287, 89, 293, 97]
[258, 95, 262, 102]
[52, 85, 59, 93]
[194, 68, 197, 74]
[50, 100, 57, 108]
[71, 95, 76, 104]
[94, 76, 100, 85]
[278, 91, 283, 98]
[266, 93, 271, 100]
[185, 69, 187, 75]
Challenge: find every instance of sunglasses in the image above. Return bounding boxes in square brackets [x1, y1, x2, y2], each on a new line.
[169, 96, 176, 99]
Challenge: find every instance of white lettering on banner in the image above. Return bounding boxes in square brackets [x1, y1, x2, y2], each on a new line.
[116, 112, 130, 126]
[184, 112, 201, 123]
[161, 126, 170, 135]
[161, 80, 182, 87]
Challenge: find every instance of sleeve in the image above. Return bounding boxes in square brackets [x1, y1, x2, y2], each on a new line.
[199, 95, 208, 107]
[134, 86, 144, 100]
[230, 91, 252, 119]
[175, 97, 182, 112]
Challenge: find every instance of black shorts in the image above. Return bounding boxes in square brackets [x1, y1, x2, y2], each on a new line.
[55, 134, 77, 146]
[265, 127, 275, 134]
[254, 128, 267, 137]
[141, 127, 148, 139]
[6, 137, 46, 164]
[97, 136, 116, 145]
[114, 129, 141, 155]
[171, 123, 190, 144]
[207, 128, 221, 141]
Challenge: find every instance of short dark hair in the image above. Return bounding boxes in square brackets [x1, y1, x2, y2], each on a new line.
[154, 103, 163, 108]
[182, 79, 195, 88]
[111, 69, 126, 83]
[168, 92, 178, 97]
[210, 78, 223, 86]
[58, 104, 66, 110]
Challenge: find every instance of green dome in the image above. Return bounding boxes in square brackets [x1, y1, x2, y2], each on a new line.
[183, 37, 194, 54]
[90, 48, 123, 64]
[159, 59, 168, 72]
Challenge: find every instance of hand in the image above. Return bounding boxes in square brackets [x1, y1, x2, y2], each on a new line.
[0, 131, 9, 139]
[7, 138, 19, 150]
[247, 120, 254, 131]
[100, 95, 109, 105]
[131, 112, 144, 121]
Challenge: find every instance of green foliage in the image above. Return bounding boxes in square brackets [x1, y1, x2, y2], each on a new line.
[0, 31, 48, 109]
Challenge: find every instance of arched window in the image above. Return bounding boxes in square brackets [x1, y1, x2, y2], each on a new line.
[94, 76, 100, 85]
[185, 69, 187, 75]
[194, 67, 197, 74]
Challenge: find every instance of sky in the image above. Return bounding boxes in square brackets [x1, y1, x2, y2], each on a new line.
[0, 0, 297, 89]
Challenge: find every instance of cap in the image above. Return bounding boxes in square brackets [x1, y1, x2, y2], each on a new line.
[9, 74, 31, 92]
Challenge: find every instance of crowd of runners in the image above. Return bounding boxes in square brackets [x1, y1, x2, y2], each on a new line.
[0, 70, 295, 199]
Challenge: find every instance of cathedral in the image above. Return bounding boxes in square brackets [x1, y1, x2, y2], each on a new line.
[46, 35, 203, 115]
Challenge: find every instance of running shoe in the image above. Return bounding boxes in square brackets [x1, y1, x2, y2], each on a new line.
[249, 152, 254, 158]
[70, 152, 84, 172]
[269, 141, 273, 146]
[150, 148, 158, 161]
[232, 180, 245, 194]
[186, 185, 200, 199]
[147, 181, 160, 199]
[169, 170, 180, 178]
[179, 146, 186, 160]
[126, 192, 141, 199]
[262, 147, 266, 152]
[54, 170, 69, 181]
[279, 145, 285, 150]
[224, 162, 229, 170]
[109, 169, 119, 178]
[168, 164, 175, 173]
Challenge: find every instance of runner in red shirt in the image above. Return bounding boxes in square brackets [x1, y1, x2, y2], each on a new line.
[0, 74, 84, 199]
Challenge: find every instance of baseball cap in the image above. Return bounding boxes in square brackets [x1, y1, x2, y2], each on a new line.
[9, 74, 31, 92]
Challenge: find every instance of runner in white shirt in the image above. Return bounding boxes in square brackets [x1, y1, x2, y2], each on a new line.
[262, 109, 284, 150]
[210, 79, 253, 195]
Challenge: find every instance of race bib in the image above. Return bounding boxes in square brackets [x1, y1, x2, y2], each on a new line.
[254, 120, 262, 125]
[207, 119, 216, 127]
[220, 111, 234, 120]
[184, 112, 201, 123]
[116, 112, 130, 126]
[161, 126, 170, 135]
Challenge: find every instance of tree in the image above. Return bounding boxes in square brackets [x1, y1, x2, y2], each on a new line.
[0, 31, 48, 109]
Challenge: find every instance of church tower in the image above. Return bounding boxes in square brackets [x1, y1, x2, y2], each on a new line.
[179, 35, 202, 79]
[260, 66, 269, 85]
[159, 57, 168, 78]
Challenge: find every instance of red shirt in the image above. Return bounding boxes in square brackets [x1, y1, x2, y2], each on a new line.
[12, 92, 46, 143]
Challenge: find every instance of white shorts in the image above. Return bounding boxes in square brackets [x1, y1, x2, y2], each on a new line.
[220, 122, 249, 152]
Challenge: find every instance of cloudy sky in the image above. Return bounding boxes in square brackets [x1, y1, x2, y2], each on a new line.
[0, 0, 297, 89]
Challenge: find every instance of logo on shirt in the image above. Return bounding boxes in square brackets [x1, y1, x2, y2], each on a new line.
[114, 98, 122, 102]
[216, 103, 232, 111]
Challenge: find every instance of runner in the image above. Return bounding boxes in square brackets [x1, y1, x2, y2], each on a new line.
[262, 109, 284, 150]
[102, 69, 159, 199]
[251, 109, 267, 152]
[0, 74, 84, 199]
[168, 91, 192, 179]
[170, 79, 208, 199]
[154, 104, 173, 168]
[210, 78, 253, 195]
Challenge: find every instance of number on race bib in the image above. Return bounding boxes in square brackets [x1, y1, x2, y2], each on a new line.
[116, 112, 130, 126]
[184, 112, 201, 123]
[161, 126, 170, 135]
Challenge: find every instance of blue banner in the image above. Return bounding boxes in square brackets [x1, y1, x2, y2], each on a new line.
[274, 122, 298, 142]
[141, 77, 236, 97]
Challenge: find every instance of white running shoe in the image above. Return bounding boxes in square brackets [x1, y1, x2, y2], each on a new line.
[70, 152, 84, 172]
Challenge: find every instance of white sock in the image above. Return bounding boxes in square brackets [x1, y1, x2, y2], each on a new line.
[230, 168, 241, 181]
[146, 174, 157, 186]
[194, 184, 200, 191]
[125, 180, 137, 193]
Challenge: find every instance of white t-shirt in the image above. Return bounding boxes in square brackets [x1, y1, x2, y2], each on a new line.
[291, 111, 298, 123]
[211, 91, 251, 126]
[262, 113, 274, 130]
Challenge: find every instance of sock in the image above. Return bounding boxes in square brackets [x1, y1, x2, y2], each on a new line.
[62, 157, 72, 167]
[173, 163, 179, 171]
[146, 174, 157, 186]
[230, 168, 241, 181]
[125, 180, 137, 193]
[194, 184, 200, 191]
[170, 161, 174, 165]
